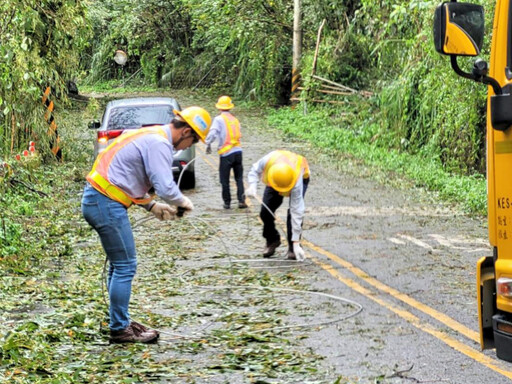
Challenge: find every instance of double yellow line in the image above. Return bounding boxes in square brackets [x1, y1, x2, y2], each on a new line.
[197, 146, 512, 379]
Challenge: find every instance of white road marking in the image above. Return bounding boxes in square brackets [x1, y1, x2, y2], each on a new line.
[428, 233, 489, 249]
[305, 205, 457, 217]
[398, 234, 435, 251]
[388, 237, 406, 245]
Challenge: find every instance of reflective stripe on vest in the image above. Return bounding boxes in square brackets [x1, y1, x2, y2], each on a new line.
[262, 150, 310, 196]
[86, 126, 169, 207]
[218, 113, 241, 155]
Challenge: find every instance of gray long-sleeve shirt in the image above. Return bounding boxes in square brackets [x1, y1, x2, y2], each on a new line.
[107, 125, 184, 209]
[204, 112, 242, 157]
[247, 152, 307, 241]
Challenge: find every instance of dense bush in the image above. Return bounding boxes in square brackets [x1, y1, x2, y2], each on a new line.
[1, 0, 497, 173]
[84, 0, 493, 172]
[0, 0, 89, 158]
[297, 0, 493, 174]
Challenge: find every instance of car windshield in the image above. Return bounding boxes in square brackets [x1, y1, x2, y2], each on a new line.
[106, 105, 175, 130]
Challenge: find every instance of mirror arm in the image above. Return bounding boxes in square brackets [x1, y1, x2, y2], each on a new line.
[451, 55, 503, 95]
[480, 77, 503, 96]
[450, 55, 476, 80]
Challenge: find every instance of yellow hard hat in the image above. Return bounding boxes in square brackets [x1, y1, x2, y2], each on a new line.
[215, 96, 234, 110]
[268, 163, 297, 193]
[173, 106, 212, 143]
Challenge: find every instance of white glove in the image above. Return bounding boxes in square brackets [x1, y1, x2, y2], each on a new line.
[150, 202, 176, 221]
[293, 242, 306, 261]
[206, 144, 212, 154]
[245, 184, 257, 198]
[178, 195, 194, 212]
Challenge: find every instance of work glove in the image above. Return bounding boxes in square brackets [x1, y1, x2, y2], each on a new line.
[178, 195, 194, 213]
[293, 242, 306, 261]
[150, 202, 176, 221]
[245, 184, 257, 198]
[206, 144, 212, 154]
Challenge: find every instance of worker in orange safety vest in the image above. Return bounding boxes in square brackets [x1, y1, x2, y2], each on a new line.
[204, 96, 247, 209]
[246, 150, 310, 260]
[81, 106, 211, 344]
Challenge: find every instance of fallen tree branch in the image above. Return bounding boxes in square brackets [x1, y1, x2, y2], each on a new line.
[317, 89, 355, 96]
[312, 74, 357, 92]
[312, 75, 374, 97]
[291, 97, 349, 105]
[312, 19, 326, 77]
[298, 86, 353, 96]
[9, 178, 48, 197]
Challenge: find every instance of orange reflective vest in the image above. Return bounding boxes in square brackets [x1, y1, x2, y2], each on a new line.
[218, 113, 241, 155]
[86, 126, 169, 207]
[262, 150, 310, 196]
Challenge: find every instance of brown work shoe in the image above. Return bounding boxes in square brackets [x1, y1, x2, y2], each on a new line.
[109, 323, 159, 344]
[263, 240, 281, 258]
[286, 251, 296, 260]
[130, 321, 159, 339]
[238, 202, 248, 209]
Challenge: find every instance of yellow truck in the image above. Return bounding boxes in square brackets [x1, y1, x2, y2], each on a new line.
[434, 0, 512, 361]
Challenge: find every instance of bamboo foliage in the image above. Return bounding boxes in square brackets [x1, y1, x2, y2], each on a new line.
[9, 0, 491, 173]
[85, 0, 295, 101]
[0, 0, 89, 159]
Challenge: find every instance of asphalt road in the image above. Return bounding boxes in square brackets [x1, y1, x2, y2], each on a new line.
[122, 92, 512, 383]
[194, 107, 509, 383]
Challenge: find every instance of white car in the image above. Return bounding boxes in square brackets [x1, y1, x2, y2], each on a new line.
[89, 97, 196, 189]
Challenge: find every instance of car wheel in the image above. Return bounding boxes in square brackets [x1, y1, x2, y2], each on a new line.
[178, 170, 195, 190]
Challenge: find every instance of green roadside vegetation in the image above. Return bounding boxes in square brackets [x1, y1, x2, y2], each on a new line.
[1, 0, 492, 216]
[2, 0, 494, 183]
[267, 102, 487, 216]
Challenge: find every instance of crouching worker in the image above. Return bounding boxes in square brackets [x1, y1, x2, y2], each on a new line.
[246, 150, 310, 260]
[81, 107, 211, 344]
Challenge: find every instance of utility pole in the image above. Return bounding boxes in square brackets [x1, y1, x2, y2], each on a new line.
[291, 0, 302, 104]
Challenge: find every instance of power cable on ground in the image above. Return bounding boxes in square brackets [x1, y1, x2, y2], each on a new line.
[100, 152, 364, 342]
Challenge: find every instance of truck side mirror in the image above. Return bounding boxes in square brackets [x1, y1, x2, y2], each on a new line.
[88, 121, 101, 129]
[433, 2, 484, 56]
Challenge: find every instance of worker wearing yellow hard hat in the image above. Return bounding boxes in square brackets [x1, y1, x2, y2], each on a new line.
[246, 150, 310, 260]
[173, 106, 212, 144]
[82, 106, 211, 344]
[204, 96, 247, 209]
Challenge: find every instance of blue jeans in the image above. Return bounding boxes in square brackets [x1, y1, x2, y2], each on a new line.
[81, 183, 137, 331]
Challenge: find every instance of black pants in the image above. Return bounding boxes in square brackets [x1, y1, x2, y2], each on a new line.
[260, 178, 309, 252]
[219, 151, 245, 205]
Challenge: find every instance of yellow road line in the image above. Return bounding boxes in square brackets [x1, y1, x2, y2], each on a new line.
[315, 257, 512, 379]
[195, 145, 512, 377]
[198, 147, 254, 208]
[303, 239, 480, 343]
[198, 145, 476, 340]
